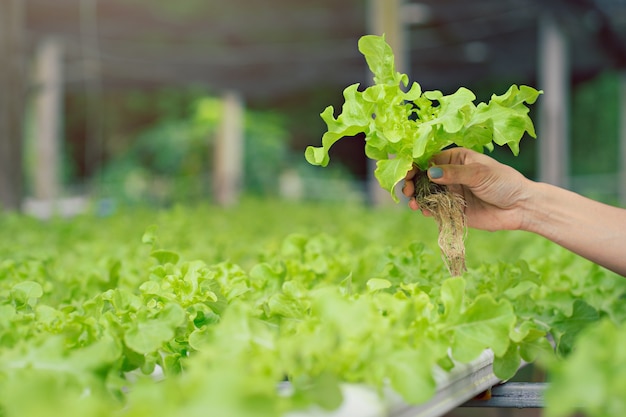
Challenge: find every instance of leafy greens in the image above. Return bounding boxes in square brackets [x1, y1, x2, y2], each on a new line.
[305, 35, 542, 200]
[1, 202, 626, 417]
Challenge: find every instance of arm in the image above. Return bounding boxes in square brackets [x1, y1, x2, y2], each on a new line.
[522, 181, 626, 277]
[403, 148, 626, 277]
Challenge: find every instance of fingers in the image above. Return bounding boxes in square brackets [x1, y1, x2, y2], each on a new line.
[402, 148, 488, 212]
[402, 180, 415, 198]
[430, 149, 457, 166]
[430, 147, 474, 165]
[402, 167, 427, 214]
[403, 166, 432, 216]
[405, 165, 418, 180]
[402, 165, 418, 198]
[404, 148, 483, 195]
[427, 162, 486, 189]
[407, 197, 432, 216]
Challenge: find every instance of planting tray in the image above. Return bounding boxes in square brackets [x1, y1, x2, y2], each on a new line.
[285, 349, 504, 417]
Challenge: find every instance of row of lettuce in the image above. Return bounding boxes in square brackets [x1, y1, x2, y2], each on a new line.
[1, 199, 625, 417]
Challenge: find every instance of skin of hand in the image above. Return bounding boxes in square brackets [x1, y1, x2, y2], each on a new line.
[402, 147, 626, 277]
[402, 147, 533, 232]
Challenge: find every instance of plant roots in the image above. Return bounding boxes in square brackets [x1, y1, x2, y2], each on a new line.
[413, 171, 467, 276]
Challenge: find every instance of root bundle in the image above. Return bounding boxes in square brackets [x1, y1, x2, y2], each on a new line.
[413, 171, 467, 276]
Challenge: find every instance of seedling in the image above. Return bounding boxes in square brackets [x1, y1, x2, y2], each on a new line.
[306, 35, 542, 276]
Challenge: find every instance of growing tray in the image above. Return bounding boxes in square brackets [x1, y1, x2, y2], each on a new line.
[285, 349, 504, 417]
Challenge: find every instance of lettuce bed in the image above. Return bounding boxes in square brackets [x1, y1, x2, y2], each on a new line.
[1, 199, 624, 417]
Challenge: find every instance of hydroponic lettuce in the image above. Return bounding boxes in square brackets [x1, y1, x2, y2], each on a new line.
[305, 34, 541, 199]
[305, 35, 542, 276]
[1, 202, 626, 417]
[544, 318, 626, 417]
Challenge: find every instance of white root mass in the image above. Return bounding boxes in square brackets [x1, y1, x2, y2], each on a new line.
[414, 174, 467, 277]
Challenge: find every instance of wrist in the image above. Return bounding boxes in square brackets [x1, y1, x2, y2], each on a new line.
[517, 181, 568, 241]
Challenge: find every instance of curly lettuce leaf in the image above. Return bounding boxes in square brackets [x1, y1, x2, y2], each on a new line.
[305, 34, 542, 202]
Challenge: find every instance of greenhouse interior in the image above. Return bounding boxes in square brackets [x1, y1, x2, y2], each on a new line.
[1, 1, 626, 416]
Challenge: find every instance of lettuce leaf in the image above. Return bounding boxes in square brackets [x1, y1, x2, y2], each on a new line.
[305, 34, 542, 201]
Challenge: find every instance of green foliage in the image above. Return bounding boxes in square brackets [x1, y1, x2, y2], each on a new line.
[305, 35, 541, 201]
[1, 200, 625, 416]
[569, 70, 621, 202]
[545, 319, 626, 417]
[571, 71, 620, 177]
[98, 94, 290, 205]
[100, 118, 210, 203]
[244, 110, 290, 195]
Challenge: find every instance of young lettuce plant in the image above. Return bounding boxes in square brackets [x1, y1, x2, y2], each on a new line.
[305, 35, 542, 276]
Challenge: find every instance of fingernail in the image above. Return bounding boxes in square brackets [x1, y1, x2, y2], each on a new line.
[428, 166, 443, 179]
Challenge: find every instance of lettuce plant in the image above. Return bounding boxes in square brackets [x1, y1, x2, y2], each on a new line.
[306, 35, 542, 276]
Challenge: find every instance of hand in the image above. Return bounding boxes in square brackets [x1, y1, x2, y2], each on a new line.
[402, 148, 533, 232]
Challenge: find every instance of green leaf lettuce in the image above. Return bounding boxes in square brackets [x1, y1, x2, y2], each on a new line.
[305, 34, 542, 202]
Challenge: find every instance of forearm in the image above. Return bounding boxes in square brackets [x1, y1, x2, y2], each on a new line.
[521, 182, 626, 277]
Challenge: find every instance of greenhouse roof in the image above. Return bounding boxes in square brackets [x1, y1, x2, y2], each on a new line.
[22, 0, 626, 102]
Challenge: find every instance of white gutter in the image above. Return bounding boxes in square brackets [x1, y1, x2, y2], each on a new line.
[285, 349, 502, 417]
[387, 349, 499, 417]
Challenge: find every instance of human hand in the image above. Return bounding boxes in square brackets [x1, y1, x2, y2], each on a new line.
[402, 148, 533, 232]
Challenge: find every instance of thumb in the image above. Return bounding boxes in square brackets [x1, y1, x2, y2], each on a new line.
[427, 163, 484, 188]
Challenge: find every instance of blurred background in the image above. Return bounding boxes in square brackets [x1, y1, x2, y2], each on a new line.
[2, 0, 626, 216]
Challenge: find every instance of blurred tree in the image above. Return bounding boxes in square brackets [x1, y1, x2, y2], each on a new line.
[96, 92, 290, 205]
[571, 71, 619, 176]
[569, 71, 620, 201]
[64, 87, 208, 182]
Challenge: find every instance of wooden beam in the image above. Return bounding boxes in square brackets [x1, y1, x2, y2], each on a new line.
[213, 91, 244, 207]
[537, 13, 570, 188]
[33, 37, 64, 202]
[0, 0, 25, 211]
[367, 0, 407, 74]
